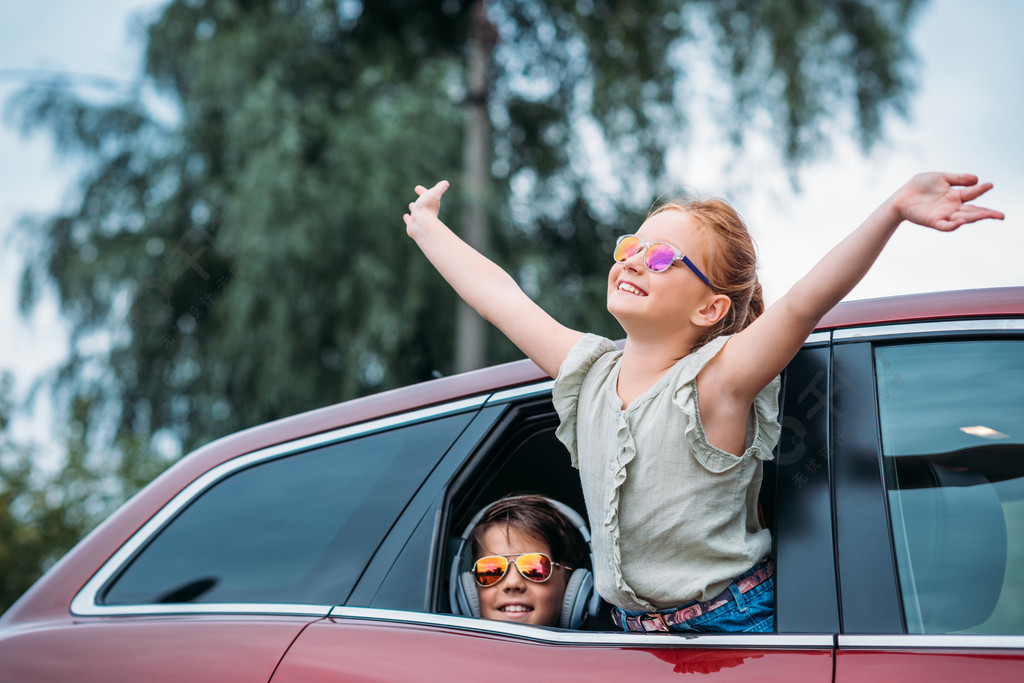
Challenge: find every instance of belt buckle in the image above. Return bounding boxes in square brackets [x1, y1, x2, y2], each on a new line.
[640, 613, 670, 632]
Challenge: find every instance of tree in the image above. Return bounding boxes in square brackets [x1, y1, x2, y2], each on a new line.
[0, 372, 43, 613]
[9, 0, 922, 473]
[0, 373, 114, 614]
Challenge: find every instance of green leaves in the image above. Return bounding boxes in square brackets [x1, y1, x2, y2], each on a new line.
[0, 374, 128, 615]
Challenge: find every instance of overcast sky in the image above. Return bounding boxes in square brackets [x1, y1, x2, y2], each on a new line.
[677, 1, 1023, 305]
[1, 0, 1021, 447]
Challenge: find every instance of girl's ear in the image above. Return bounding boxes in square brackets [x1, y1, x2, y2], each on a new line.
[691, 294, 731, 328]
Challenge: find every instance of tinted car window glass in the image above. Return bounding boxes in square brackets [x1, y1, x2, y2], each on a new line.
[101, 413, 471, 606]
[876, 340, 1024, 634]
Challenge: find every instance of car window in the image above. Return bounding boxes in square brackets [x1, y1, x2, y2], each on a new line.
[100, 413, 472, 607]
[876, 339, 1024, 635]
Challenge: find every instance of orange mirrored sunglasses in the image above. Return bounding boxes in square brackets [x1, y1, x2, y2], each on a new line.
[471, 552, 571, 587]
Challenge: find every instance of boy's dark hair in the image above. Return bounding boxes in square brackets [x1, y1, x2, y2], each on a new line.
[469, 494, 588, 570]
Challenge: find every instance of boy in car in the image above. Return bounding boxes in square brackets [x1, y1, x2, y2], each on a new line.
[464, 494, 592, 628]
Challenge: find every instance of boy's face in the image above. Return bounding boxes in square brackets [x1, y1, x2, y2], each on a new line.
[474, 526, 569, 627]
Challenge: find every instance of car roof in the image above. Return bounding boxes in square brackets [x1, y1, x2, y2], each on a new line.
[816, 286, 1024, 329]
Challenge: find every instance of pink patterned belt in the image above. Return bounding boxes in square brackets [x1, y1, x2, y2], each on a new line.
[612, 559, 774, 633]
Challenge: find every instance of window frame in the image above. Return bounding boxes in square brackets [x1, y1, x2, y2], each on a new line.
[70, 396, 489, 618]
[430, 340, 845, 636]
[831, 318, 1024, 641]
[772, 333, 840, 633]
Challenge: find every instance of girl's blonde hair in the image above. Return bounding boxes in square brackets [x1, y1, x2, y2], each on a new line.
[651, 197, 763, 351]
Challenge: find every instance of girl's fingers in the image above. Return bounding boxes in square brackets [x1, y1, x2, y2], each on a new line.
[413, 180, 449, 198]
[960, 181, 994, 203]
[943, 172, 979, 188]
[964, 205, 1005, 221]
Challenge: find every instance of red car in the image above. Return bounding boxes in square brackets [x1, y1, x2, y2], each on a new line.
[2, 287, 1023, 681]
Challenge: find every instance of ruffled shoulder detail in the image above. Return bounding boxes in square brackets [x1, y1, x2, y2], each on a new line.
[553, 334, 620, 467]
[671, 331, 729, 401]
[672, 336, 782, 472]
[750, 374, 782, 461]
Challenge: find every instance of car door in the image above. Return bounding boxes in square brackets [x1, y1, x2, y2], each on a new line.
[831, 320, 1024, 680]
[275, 370, 840, 680]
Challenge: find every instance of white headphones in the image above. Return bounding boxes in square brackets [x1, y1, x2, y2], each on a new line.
[448, 496, 600, 629]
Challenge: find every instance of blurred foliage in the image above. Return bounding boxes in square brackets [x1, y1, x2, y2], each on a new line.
[0, 374, 107, 614]
[0, 370, 167, 613]
[4, 0, 922, 586]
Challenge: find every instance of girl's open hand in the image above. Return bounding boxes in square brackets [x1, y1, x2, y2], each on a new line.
[403, 180, 450, 238]
[894, 172, 1004, 231]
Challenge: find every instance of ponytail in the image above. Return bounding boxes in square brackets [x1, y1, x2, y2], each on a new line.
[746, 279, 764, 326]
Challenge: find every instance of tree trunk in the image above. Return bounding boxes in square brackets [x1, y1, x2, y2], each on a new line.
[455, 0, 496, 373]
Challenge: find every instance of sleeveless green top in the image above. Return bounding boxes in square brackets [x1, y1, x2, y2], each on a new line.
[553, 333, 781, 609]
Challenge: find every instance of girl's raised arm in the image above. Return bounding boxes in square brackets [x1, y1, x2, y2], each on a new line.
[403, 180, 584, 378]
[715, 172, 1004, 402]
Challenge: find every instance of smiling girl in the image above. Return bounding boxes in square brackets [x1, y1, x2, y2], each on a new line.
[404, 173, 1003, 632]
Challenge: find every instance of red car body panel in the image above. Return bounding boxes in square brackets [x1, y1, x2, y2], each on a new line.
[271, 618, 835, 681]
[0, 616, 314, 682]
[835, 649, 1024, 682]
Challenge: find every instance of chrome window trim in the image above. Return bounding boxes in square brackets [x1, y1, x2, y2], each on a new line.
[70, 395, 489, 617]
[68, 602, 334, 618]
[803, 331, 830, 347]
[839, 634, 1024, 650]
[329, 606, 835, 648]
[833, 318, 1024, 341]
[485, 380, 554, 405]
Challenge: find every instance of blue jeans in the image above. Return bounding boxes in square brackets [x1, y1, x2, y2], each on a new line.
[613, 571, 775, 634]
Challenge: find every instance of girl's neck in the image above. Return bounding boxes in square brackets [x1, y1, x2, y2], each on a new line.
[616, 335, 696, 408]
